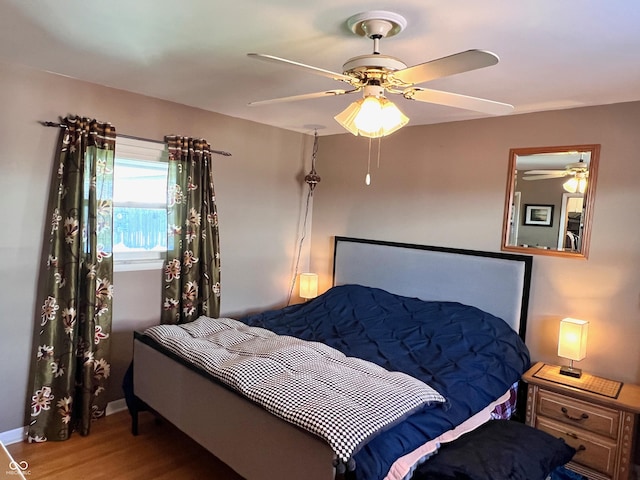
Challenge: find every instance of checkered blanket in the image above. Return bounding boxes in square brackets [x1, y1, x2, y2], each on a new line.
[143, 316, 445, 466]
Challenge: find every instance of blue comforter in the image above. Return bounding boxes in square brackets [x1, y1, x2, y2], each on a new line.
[240, 284, 531, 480]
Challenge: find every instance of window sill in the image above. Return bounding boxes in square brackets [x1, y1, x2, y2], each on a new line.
[114, 260, 164, 273]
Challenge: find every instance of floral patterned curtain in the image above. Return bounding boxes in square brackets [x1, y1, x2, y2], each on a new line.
[28, 116, 115, 441]
[161, 136, 221, 324]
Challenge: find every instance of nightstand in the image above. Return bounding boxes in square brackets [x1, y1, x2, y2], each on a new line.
[522, 362, 640, 480]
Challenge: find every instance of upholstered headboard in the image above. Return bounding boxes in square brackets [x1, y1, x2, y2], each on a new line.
[332, 237, 532, 340]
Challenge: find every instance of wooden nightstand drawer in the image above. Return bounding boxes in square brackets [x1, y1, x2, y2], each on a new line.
[537, 389, 620, 439]
[536, 416, 617, 477]
[524, 362, 640, 480]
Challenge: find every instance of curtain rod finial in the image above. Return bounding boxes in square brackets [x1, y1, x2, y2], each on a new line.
[40, 120, 67, 128]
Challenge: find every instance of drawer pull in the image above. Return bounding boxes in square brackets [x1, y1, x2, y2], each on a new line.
[564, 432, 586, 452]
[561, 407, 589, 421]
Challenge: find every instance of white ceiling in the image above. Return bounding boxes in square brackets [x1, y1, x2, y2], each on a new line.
[1, 1, 639, 136]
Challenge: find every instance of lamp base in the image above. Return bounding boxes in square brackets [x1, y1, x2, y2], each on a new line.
[559, 365, 582, 378]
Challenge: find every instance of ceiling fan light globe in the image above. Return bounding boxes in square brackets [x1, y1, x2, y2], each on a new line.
[562, 176, 587, 193]
[354, 96, 384, 133]
[380, 98, 409, 134]
[333, 100, 363, 136]
[578, 177, 587, 193]
[334, 95, 409, 137]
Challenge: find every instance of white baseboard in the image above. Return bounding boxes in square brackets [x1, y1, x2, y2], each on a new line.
[105, 398, 127, 415]
[0, 426, 27, 446]
[105, 398, 128, 416]
[0, 398, 128, 446]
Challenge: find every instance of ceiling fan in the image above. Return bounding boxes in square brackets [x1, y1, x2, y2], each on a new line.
[522, 158, 589, 181]
[522, 155, 590, 193]
[247, 10, 514, 136]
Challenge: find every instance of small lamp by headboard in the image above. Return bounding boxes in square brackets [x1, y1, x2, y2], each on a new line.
[558, 317, 589, 378]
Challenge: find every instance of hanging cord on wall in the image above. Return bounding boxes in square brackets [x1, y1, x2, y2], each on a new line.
[287, 130, 321, 305]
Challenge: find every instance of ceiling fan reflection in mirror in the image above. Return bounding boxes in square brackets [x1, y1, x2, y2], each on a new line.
[523, 155, 590, 193]
[247, 11, 514, 138]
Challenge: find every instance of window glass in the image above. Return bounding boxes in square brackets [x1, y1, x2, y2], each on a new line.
[113, 138, 168, 271]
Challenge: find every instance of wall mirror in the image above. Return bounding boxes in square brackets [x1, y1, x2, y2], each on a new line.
[501, 144, 600, 258]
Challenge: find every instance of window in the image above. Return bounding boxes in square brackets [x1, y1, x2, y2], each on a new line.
[113, 137, 169, 271]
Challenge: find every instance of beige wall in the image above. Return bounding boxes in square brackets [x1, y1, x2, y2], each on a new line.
[0, 62, 312, 433]
[310, 102, 640, 385]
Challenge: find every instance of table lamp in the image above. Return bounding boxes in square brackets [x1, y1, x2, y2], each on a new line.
[557, 317, 589, 378]
[299, 273, 318, 300]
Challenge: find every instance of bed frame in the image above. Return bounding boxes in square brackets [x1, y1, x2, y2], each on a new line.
[132, 236, 532, 480]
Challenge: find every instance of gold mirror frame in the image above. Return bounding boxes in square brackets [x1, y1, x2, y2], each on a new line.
[501, 144, 600, 259]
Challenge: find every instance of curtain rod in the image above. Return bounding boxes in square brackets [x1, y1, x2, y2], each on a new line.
[39, 121, 232, 157]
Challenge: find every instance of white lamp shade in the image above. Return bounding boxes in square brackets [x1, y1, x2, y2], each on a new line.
[299, 273, 318, 299]
[558, 317, 589, 361]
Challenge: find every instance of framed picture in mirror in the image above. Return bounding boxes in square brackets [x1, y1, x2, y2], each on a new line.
[523, 204, 554, 226]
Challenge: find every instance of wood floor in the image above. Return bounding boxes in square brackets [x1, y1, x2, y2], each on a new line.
[6, 411, 245, 480]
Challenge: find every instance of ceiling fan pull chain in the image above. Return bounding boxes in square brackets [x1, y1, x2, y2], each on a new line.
[377, 137, 382, 169]
[366, 137, 372, 185]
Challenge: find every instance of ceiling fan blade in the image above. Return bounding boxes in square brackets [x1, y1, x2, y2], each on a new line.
[524, 170, 567, 175]
[392, 50, 499, 86]
[248, 53, 354, 83]
[248, 89, 352, 106]
[404, 87, 513, 115]
[566, 161, 588, 170]
[522, 174, 568, 180]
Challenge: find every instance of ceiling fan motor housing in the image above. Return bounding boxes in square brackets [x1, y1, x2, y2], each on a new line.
[342, 55, 408, 75]
[362, 84, 385, 98]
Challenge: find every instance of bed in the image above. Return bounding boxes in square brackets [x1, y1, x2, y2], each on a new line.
[132, 236, 533, 480]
